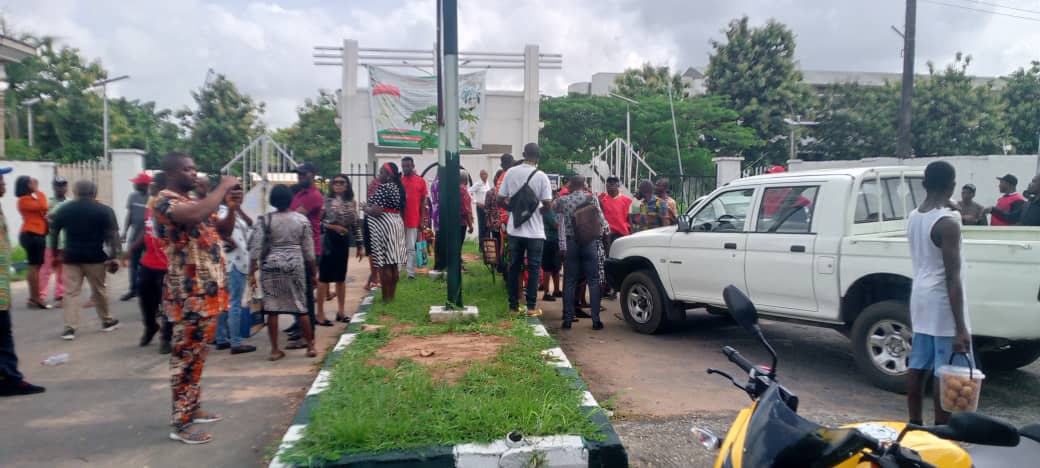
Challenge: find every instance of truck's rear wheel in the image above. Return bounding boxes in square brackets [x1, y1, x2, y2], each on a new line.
[980, 343, 1040, 371]
[851, 301, 912, 394]
[620, 270, 670, 334]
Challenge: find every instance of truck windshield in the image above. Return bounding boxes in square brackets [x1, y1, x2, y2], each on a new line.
[691, 189, 754, 231]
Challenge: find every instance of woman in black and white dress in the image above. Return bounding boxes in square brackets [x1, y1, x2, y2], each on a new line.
[364, 162, 407, 302]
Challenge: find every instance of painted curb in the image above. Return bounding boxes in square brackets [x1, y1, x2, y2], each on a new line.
[269, 294, 628, 467]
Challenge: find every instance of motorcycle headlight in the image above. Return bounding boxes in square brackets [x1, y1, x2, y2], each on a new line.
[690, 427, 721, 451]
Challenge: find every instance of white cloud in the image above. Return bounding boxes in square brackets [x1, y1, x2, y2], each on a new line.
[4, 0, 1039, 129]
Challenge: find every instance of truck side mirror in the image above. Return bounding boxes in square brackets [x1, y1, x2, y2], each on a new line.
[677, 215, 691, 232]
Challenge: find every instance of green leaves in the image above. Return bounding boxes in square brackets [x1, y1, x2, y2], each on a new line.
[706, 17, 812, 165]
[276, 90, 340, 177]
[179, 74, 265, 172]
[1003, 62, 1040, 155]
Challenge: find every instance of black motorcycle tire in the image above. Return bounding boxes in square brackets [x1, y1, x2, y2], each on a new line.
[620, 270, 670, 334]
[851, 300, 912, 394]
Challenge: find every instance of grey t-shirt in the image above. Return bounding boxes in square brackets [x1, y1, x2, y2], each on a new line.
[127, 191, 149, 242]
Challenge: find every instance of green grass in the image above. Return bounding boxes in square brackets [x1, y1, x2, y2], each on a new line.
[11, 246, 27, 264]
[282, 253, 602, 464]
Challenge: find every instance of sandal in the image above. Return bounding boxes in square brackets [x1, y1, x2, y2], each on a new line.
[170, 426, 213, 445]
[192, 411, 223, 423]
[286, 340, 308, 350]
[316, 320, 334, 327]
[325, 292, 337, 301]
[335, 315, 351, 323]
[306, 348, 318, 358]
[27, 299, 51, 310]
[268, 350, 286, 361]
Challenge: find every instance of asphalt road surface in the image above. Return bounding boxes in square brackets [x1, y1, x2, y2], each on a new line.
[540, 294, 1040, 467]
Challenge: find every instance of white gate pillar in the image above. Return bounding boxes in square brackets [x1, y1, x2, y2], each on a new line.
[340, 39, 363, 198]
[111, 148, 146, 234]
[712, 156, 744, 188]
[522, 44, 540, 149]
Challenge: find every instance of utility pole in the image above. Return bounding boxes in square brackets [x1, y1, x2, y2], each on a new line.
[439, 0, 463, 307]
[22, 97, 40, 147]
[89, 75, 130, 161]
[896, 0, 916, 159]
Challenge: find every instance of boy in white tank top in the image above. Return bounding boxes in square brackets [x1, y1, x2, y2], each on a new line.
[906, 161, 972, 425]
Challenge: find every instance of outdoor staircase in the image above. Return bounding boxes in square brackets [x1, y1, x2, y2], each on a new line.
[573, 138, 657, 197]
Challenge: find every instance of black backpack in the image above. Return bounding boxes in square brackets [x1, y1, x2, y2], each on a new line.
[508, 168, 542, 229]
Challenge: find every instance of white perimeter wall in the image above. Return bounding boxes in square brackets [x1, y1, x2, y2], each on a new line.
[788, 155, 1040, 208]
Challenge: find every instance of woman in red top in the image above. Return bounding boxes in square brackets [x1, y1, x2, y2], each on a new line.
[134, 173, 172, 351]
[16, 176, 50, 309]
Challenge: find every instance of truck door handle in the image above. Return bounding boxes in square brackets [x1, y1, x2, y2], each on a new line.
[669, 260, 683, 264]
[724, 243, 737, 250]
[790, 245, 806, 253]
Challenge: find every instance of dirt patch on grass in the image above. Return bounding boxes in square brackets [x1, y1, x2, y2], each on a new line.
[462, 253, 481, 263]
[366, 332, 515, 383]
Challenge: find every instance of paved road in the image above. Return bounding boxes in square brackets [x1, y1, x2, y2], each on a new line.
[0, 265, 370, 468]
[539, 295, 1040, 467]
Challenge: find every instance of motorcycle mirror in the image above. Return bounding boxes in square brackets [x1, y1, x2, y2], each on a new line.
[908, 412, 1020, 447]
[723, 286, 779, 375]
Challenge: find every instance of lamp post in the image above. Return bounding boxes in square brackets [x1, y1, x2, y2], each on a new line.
[22, 97, 41, 147]
[609, 92, 638, 185]
[783, 116, 818, 161]
[88, 75, 130, 161]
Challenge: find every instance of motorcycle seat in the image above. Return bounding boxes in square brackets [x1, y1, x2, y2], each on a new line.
[1021, 424, 1040, 443]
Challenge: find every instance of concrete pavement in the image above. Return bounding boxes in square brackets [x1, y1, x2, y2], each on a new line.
[0, 262, 371, 468]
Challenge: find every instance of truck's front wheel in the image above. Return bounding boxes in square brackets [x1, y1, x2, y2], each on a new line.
[851, 301, 912, 394]
[620, 270, 670, 334]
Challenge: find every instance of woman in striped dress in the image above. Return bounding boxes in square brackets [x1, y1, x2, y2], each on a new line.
[364, 162, 407, 302]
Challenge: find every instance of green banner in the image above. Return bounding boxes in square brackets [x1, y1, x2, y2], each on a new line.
[368, 66, 485, 149]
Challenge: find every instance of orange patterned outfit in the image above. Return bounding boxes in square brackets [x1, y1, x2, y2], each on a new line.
[153, 190, 230, 429]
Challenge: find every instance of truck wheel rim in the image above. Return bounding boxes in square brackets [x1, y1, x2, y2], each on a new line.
[627, 284, 654, 324]
[867, 319, 911, 376]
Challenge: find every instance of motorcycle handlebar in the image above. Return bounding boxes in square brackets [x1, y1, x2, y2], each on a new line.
[723, 346, 755, 374]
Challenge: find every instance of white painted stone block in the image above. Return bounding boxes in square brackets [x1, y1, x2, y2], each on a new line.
[428, 305, 479, 323]
[306, 370, 332, 396]
[269, 424, 307, 468]
[352, 312, 366, 324]
[531, 324, 549, 337]
[333, 333, 356, 352]
[540, 347, 572, 368]
[454, 440, 510, 468]
[499, 435, 588, 468]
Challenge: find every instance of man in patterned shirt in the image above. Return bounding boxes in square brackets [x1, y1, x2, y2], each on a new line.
[153, 152, 240, 444]
[0, 167, 46, 397]
[628, 181, 669, 233]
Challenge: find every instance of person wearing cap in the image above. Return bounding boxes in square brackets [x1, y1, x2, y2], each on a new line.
[40, 177, 70, 307]
[287, 162, 322, 347]
[120, 172, 153, 302]
[0, 166, 47, 397]
[1019, 175, 1040, 227]
[983, 174, 1027, 226]
[955, 184, 987, 226]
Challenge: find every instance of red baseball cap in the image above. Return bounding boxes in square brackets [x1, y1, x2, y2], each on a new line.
[130, 172, 153, 184]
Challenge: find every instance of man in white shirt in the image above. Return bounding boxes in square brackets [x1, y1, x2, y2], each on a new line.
[497, 143, 553, 317]
[215, 187, 257, 355]
[470, 169, 491, 250]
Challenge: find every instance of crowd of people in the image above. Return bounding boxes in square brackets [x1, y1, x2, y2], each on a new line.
[955, 172, 1040, 226]
[0, 142, 689, 442]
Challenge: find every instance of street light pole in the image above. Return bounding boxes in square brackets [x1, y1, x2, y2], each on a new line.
[89, 75, 129, 161]
[22, 97, 40, 147]
[783, 116, 819, 161]
[439, 0, 463, 307]
[609, 92, 638, 184]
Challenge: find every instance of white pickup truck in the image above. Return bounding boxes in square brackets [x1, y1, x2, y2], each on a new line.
[605, 166, 1040, 392]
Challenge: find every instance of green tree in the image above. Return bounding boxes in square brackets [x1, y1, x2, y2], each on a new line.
[4, 36, 107, 162]
[178, 74, 265, 172]
[808, 83, 899, 160]
[706, 16, 812, 165]
[1002, 61, 1040, 154]
[404, 105, 478, 149]
[276, 90, 341, 177]
[911, 54, 1006, 156]
[613, 63, 686, 100]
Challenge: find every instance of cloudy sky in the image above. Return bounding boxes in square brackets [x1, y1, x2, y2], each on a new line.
[5, 0, 1040, 128]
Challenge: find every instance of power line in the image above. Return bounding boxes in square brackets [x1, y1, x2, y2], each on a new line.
[954, 0, 1040, 16]
[920, 0, 1040, 22]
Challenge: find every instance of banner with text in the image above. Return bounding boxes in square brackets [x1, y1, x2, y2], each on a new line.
[368, 66, 486, 149]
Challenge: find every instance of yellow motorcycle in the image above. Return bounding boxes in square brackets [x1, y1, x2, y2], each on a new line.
[690, 286, 1039, 468]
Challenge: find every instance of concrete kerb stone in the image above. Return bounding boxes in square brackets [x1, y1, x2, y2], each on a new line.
[269, 293, 628, 467]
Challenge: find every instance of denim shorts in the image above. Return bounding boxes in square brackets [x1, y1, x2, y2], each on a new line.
[909, 333, 974, 376]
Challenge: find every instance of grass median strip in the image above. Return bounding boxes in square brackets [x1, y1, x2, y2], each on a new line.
[282, 261, 603, 464]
